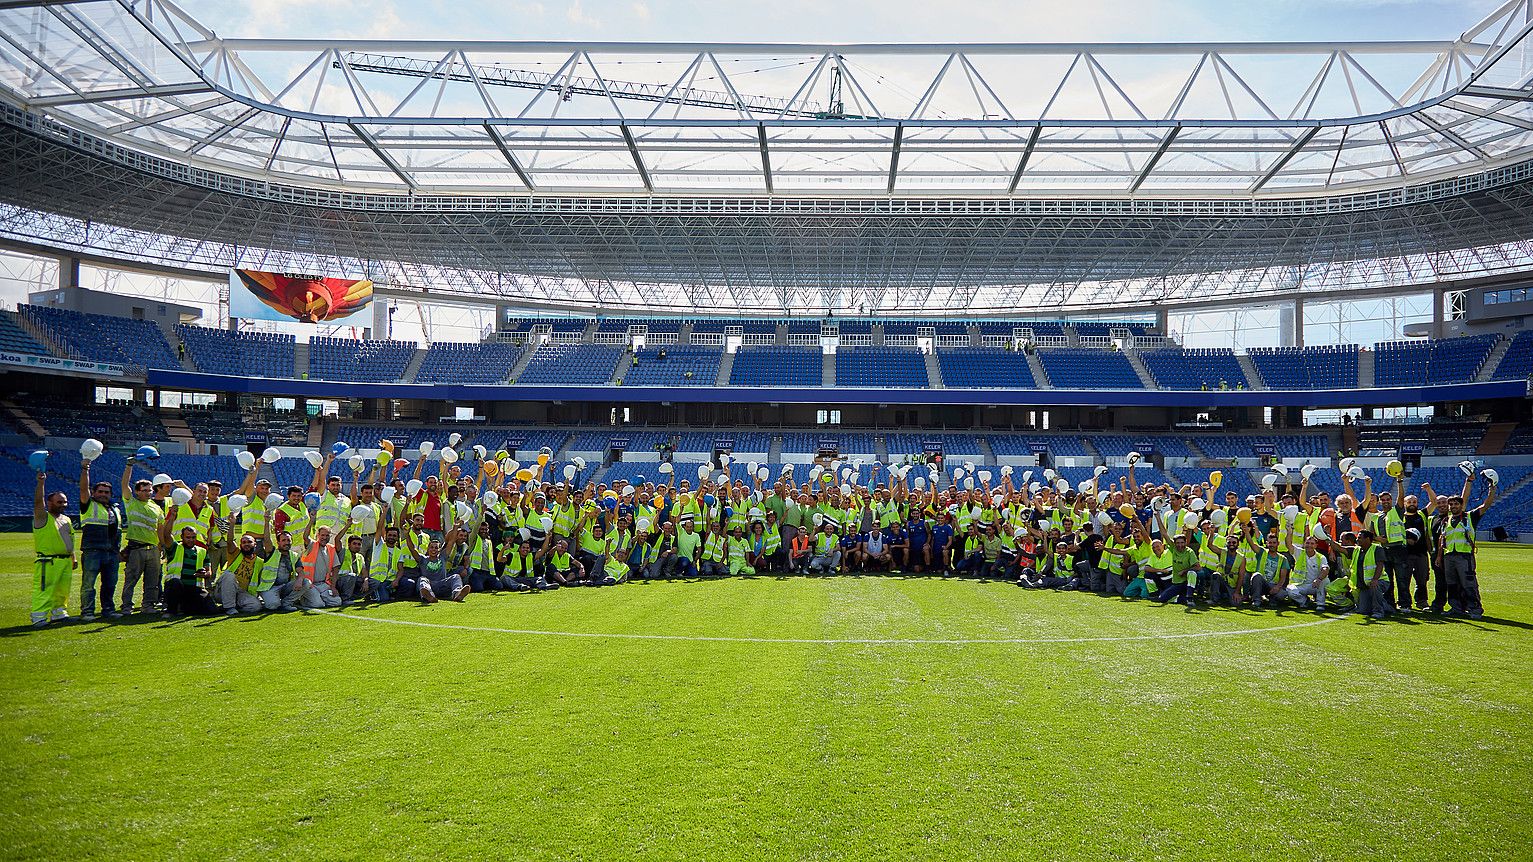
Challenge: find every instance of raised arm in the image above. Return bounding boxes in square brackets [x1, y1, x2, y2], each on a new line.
[32, 470, 47, 530]
[309, 453, 330, 493]
[78, 457, 90, 506]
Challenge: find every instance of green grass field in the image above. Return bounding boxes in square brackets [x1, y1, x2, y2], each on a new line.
[2, 534, 1531, 861]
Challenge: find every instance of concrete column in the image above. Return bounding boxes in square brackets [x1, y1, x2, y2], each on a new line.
[58, 256, 79, 290]
[1432, 286, 1445, 339]
[373, 297, 390, 340]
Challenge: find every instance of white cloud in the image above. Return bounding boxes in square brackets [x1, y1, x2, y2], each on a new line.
[631, 2, 652, 20]
[566, 0, 601, 27]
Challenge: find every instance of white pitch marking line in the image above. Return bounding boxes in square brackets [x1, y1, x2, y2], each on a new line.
[316, 608, 1349, 645]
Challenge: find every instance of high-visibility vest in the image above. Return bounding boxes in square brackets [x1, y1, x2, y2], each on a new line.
[33, 515, 71, 557]
[241, 498, 268, 537]
[315, 491, 349, 533]
[703, 532, 727, 562]
[207, 496, 233, 545]
[1375, 508, 1406, 545]
[251, 549, 300, 594]
[501, 546, 537, 578]
[1442, 514, 1476, 555]
[123, 497, 163, 546]
[1049, 552, 1074, 575]
[369, 543, 402, 581]
[276, 502, 311, 540]
[1352, 543, 1382, 586]
[467, 535, 495, 571]
[301, 542, 337, 586]
[80, 500, 121, 550]
[166, 543, 208, 585]
[552, 502, 578, 535]
[170, 501, 214, 546]
[762, 530, 782, 555]
[1104, 536, 1130, 575]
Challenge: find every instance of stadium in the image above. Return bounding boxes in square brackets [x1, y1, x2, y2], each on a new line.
[2, 0, 1532, 858]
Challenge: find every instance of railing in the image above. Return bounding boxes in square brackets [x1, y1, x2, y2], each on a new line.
[935, 334, 971, 348]
[1079, 335, 1115, 348]
[786, 334, 819, 347]
[838, 333, 873, 347]
[689, 332, 724, 346]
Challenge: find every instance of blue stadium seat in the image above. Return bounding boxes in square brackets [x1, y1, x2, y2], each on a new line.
[623, 346, 722, 386]
[0, 310, 49, 355]
[1139, 348, 1250, 389]
[1036, 348, 1142, 388]
[835, 347, 928, 388]
[177, 325, 296, 378]
[1247, 345, 1359, 389]
[415, 341, 524, 384]
[936, 348, 1036, 388]
[21, 304, 178, 370]
[729, 346, 821, 386]
[1493, 330, 1533, 380]
[516, 344, 622, 385]
[308, 336, 415, 382]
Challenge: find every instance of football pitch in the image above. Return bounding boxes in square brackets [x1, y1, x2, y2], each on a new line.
[2, 534, 1531, 861]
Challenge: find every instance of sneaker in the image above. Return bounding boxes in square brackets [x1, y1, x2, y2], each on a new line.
[107, 611, 124, 619]
[225, 608, 238, 617]
[81, 613, 96, 623]
[31, 618, 49, 629]
[451, 586, 471, 601]
[1469, 611, 1483, 621]
[50, 609, 69, 621]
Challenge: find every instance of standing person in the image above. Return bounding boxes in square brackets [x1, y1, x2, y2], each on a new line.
[1390, 477, 1432, 613]
[1436, 473, 1496, 621]
[30, 468, 75, 628]
[119, 458, 165, 615]
[78, 457, 122, 621]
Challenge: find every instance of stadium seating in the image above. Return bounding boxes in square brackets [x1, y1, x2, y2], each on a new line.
[936, 348, 1036, 388]
[1139, 347, 1250, 390]
[20, 304, 179, 370]
[622, 346, 723, 386]
[835, 347, 928, 388]
[414, 341, 524, 384]
[1089, 435, 1196, 458]
[729, 346, 822, 386]
[516, 344, 622, 385]
[1193, 434, 1329, 459]
[308, 336, 416, 383]
[1247, 345, 1359, 389]
[987, 435, 1091, 457]
[21, 396, 167, 445]
[885, 433, 983, 457]
[1492, 330, 1533, 380]
[1375, 334, 1500, 386]
[1357, 422, 1485, 456]
[673, 431, 771, 453]
[1036, 349, 1142, 389]
[177, 325, 296, 379]
[0, 310, 49, 355]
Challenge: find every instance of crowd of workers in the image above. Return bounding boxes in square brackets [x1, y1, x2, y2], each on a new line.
[25, 438, 1498, 627]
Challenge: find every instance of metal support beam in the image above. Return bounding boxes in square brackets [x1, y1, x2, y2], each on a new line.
[1128, 126, 1179, 193]
[346, 121, 417, 189]
[483, 123, 536, 190]
[886, 124, 903, 194]
[29, 81, 211, 106]
[619, 124, 653, 192]
[1248, 126, 1320, 192]
[1008, 125, 1042, 194]
[757, 123, 773, 194]
[1461, 83, 1533, 101]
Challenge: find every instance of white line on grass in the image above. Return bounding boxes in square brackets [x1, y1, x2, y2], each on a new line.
[314, 609, 1349, 645]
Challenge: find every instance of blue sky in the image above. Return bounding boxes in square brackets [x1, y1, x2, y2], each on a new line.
[192, 0, 1503, 43]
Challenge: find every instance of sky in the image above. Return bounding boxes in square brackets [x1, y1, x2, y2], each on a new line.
[189, 0, 1505, 44]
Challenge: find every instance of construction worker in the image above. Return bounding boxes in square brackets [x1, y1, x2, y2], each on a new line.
[31, 468, 75, 628]
[78, 456, 122, 621]
[1436, 472, 1496, 621]
[120, 457, 165, 615]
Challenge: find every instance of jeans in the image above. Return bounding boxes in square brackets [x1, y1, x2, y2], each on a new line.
[80, 548, 119, 616]
[1443, 553, 1481, 616]
[1123, 577, 1153, 599]
[121, 544, 162, 613]
[808, 550, 841, 573]
[214, 572, 262, 614]
[1395, 552, 1428, 610]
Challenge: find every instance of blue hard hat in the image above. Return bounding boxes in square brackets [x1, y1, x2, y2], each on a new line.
[135, 445, 160, 461]
[703, 494, 717, 507]
[331, 441, 350, 456]
[27, 449, 48, 472]
[304, 492, 321, 509]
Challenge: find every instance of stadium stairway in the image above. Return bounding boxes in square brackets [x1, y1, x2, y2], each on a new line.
[160, 414, 195, 448]
[1080, 436, 1101, 461]
[401, 347, 429, 383]
[1478, 421, 1517, 456]
[978, 436, 996, 465]
[1341, 424, 1359, 455]
[1185, 437, 1209, 459]
[924, 351, 945, 387]
[1026, 351, 1052, 388]
[1123, 349, 1157, 388]
[294, 341, 311, 379]
[0, 400, 44, 439]
[507, 346, 538, 381]
[823, 352, 835, 387]
[14, 313, 66, 359]
[1358, 349, 1375, 388]
[1479, 337, 1513, 381]
[610, 350, 634, 385]
[714, 350, 735, 386]
[875, 436, 889, 461]
[1236, 353, 1266, 389]
[768, 434, 783, 463]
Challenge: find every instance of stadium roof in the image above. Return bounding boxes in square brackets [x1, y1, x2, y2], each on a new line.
[2, 0, 1533, 313]
[5, 0, 1533, 197]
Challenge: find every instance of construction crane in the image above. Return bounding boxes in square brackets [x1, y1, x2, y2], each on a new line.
[336, 52, 869, 119]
